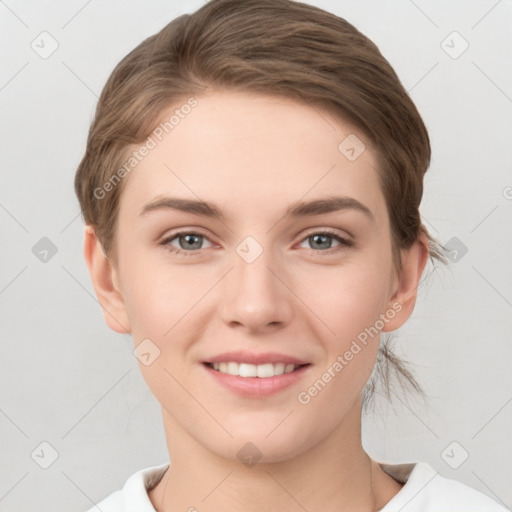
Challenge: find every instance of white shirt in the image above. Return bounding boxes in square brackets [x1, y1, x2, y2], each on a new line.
[86, 461, 510, 511]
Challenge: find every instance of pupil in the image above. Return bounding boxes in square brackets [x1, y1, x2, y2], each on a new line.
[312, 234, 331, 249]
[181, 234, 201, 249]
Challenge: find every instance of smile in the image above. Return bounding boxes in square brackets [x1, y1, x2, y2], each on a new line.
[202, 359, 311, 398]
[205, 362, 304, 378]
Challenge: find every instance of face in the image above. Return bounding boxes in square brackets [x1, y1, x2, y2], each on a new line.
[92, 90, 417, 463]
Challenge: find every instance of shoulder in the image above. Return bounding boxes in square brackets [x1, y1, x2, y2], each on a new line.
[379, 461, 510, 512]
[85, 463, 169, 512]
[86, 489, 123, 512]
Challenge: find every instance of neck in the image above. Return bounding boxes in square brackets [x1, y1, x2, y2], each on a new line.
[150, 398, 402, 512]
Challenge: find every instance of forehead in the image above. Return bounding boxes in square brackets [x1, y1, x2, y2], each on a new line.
[118, 90, 387, 224]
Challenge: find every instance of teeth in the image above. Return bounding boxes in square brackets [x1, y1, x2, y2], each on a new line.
[210, 362, 301, 378]
[239, 363, 257, 377]
[257, 363, 273, 378]
[227, 362, 239, 376]
[284, 363, 295, 373]
[274, 363, 285, 376]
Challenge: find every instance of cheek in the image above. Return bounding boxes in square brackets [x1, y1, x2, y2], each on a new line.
[121, 260, 207, 403]
[303, 260, 391, 347]
[294, 257, 392, 403]
[293, 267, 389, 426]
[120, 253, 211, 338]
[119, 254, 222, 396]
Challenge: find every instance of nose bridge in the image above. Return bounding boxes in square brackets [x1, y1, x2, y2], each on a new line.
[220, 236, 292, 331]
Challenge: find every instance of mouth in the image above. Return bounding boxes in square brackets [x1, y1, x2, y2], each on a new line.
[203, 361, 309, 378]
[201, 355, 312, 397]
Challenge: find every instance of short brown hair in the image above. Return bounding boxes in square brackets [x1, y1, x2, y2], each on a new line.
[75, 0, 447, 407]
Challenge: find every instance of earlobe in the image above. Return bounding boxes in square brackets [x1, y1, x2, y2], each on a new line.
[83, 225, 131, 334]
[382, 236, 429, 333]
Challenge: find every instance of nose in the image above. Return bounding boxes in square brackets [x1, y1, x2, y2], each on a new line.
[219, 245, 294, 334]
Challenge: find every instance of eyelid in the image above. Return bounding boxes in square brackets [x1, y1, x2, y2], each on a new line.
[296, 228, 354, 253]
[159, 227, 354, 258]
[301, 226, 353, 242]
[159, 227, 213, 243]
[159, 227, 351, 245]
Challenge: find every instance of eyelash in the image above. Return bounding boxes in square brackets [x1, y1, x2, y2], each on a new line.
[159, 229, 353, 257]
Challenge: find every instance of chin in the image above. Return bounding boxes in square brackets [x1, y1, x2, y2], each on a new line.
[224, 438, 308, 465]
[204, 418, 317, 465]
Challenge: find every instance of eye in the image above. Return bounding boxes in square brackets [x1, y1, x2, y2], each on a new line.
[159, 229, 353, 257]
[160, 231, 213, 256]
[298, 230, 353, 254]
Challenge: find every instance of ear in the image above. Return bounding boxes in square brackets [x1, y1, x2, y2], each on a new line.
[83, 225, 131, 334]
[382, 234, 429, 332]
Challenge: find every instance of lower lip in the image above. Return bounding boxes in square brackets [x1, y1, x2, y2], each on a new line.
[202, 364, 311, 398]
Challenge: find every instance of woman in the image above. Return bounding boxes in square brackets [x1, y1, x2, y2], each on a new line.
[75, 0, 508, 510]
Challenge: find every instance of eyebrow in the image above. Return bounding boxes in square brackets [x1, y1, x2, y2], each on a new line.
[139, 195, 374, 221]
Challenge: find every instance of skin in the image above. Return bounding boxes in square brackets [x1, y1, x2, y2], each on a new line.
[84, 90, 428, 511]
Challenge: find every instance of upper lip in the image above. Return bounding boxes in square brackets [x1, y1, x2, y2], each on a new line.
[204, 351, 309, 365]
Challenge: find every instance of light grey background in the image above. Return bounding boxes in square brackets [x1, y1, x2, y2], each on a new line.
[1, 0, 511, 510]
